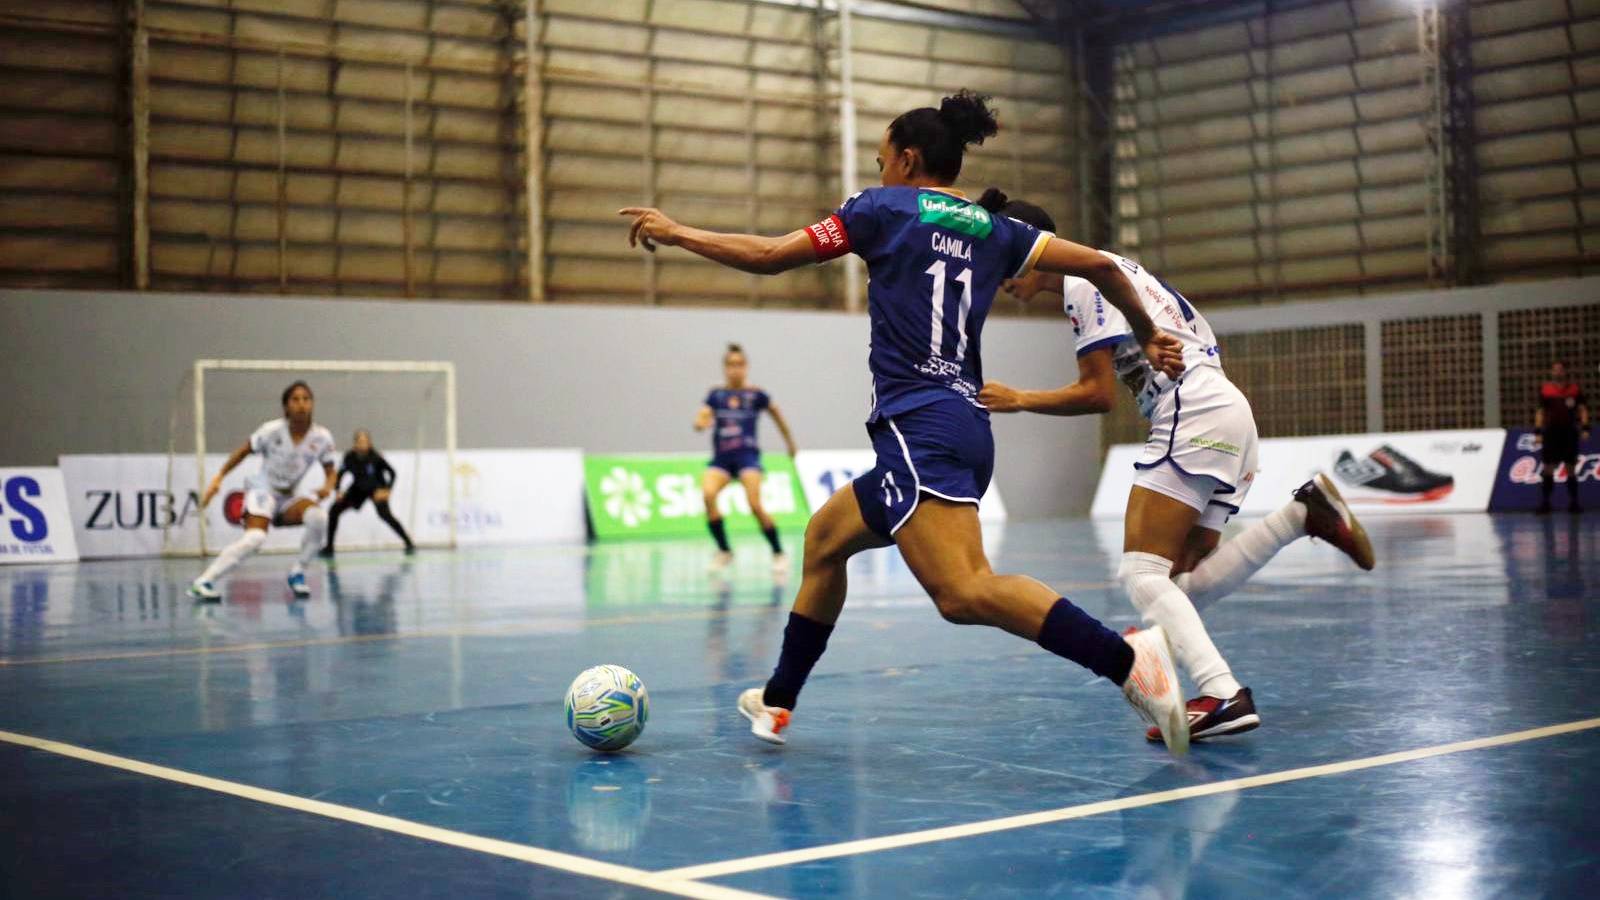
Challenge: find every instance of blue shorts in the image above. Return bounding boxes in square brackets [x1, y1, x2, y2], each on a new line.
[709, 448, 762, 475]
[852, 398, 993, 540]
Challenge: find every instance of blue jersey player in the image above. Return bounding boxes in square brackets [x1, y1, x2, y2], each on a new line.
[622, 89, 1195, 753]
[694, 343, 798, 574]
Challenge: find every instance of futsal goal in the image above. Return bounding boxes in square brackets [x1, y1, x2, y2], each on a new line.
[165, 359, 457, 557]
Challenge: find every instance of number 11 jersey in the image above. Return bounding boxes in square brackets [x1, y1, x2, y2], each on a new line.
[805, 186, 1051, 423]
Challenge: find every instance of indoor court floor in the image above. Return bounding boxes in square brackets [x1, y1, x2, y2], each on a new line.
[2, 513, 1596, 899]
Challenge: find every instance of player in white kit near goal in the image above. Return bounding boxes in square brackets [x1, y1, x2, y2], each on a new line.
[188, 380, 338, 601]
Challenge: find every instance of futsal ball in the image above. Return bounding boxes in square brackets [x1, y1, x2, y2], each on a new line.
[565, 665, 649, 751]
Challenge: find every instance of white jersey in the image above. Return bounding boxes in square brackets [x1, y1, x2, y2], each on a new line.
[245, 418, 337, 494]
[1063, 252, 1223, 418]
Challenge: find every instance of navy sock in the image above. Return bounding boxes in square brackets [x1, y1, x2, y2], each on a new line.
[1037, 598, 1134, 685]
[763, 612, 834, 710]
[762, 525, 782, 555]
[708, 518, 730, 553]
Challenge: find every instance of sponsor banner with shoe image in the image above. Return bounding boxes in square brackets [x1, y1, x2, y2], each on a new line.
[1488, 429, 1599, 512]
[583, 454, 811, 541]
[1094, 429, 1505, 518]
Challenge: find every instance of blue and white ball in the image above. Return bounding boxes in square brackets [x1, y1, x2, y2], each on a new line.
[565, 665, 649, 751]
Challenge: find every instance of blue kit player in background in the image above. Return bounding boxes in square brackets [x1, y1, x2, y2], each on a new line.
[623, 89, 1198, 753]
[694, 342, 798, 575]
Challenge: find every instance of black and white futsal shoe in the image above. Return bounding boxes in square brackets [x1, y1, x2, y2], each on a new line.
[1146, 687, 1259, 742]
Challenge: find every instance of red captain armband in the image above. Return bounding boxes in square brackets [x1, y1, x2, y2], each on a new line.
[805, 214, 852, 261]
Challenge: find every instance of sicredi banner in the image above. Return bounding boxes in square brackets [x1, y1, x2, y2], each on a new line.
[59, 449, 585, 559]
[794, 449, 1008, 523]
[1093, 429, 1505, 518]
[1489, 429, 1600, 511]
[584, 454, 811, 541]
[0, 468, 79, 564]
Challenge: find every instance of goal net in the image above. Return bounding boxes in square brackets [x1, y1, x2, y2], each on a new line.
[165, 360, 456, 557]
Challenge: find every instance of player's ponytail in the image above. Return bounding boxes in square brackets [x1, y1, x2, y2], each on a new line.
[938, 90, 999, 149]
[888, 89, 998, 183]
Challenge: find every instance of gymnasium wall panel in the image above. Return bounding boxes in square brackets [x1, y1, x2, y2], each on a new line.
[0, 288, 1101, 519]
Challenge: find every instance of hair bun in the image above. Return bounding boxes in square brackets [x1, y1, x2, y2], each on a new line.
[977, 187, 1008, 212]
[938, 89, 999, 148]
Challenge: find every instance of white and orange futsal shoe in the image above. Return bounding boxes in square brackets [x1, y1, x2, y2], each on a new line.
[1121, 626, 1189, 755]
[737, 687, 792, 745]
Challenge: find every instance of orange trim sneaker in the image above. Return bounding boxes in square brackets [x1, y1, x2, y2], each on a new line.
[738, 687, 791, 746]
[1121, 626, 1188, 755]
[1296, 472, 1376, 571]
[1146, 687, 1260, 743]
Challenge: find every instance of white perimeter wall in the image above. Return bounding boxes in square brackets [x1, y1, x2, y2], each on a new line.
[2, 290, 1101, 519]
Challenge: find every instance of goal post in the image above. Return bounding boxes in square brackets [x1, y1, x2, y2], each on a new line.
[167, 359, 457, 557]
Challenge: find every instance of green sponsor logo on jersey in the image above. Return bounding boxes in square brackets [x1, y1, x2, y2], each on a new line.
[918, 193, 993, 239]
[1191, 437, 1242, 457]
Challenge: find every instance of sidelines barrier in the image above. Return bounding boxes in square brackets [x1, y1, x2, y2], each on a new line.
[58, 450, 585, 559]
[580, 450, 1012, 543]
[0, 468, 79, 564]
[1490, 429, 1600, 511]
[1093, 429, 1506, 518]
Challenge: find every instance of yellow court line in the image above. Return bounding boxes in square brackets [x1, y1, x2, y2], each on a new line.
[657, 716, 1600, 880]
[0, 728, 772, 900]
[0, 604, 782, 667]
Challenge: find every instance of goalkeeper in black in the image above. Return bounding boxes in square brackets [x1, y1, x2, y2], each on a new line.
[323, 429, 415, 556]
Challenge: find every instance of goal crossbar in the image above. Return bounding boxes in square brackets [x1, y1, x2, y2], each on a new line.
[189, 359, 458, 555]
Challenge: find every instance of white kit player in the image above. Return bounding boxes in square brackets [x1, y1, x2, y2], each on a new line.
[981, 196, 1376, 742]
[188, 380, 338, 601]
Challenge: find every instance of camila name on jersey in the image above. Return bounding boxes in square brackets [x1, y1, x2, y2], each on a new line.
[931, 232, 972, 261]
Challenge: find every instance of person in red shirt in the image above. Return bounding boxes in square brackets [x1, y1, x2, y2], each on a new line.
[1534, 360, 1590, 514]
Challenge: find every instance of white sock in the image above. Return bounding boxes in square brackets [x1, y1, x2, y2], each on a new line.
[298, 506, 328, 570]
[198, 528, 266, 583]
[1121, 551, 1242, 699]
[1174, 501, 1307, 611]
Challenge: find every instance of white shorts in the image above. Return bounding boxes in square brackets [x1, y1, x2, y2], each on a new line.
[1133, 366, 1259, 529]
[244, 487, 298, 522]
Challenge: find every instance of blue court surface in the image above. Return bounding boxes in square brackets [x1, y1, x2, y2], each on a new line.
[3, 513, 1597, 898]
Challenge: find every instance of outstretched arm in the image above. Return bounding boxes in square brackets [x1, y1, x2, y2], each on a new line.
[1033, 238, 1183, 379]
[767, 404, 798, 456]
[621, 208, 818, 275]
[202, 441, 252, 507]
[981, 348, 1118, 417]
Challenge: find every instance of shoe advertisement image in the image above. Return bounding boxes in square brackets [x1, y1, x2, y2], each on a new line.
[1332, 444, 1456, 504]
[1094, 429, 1504, 519]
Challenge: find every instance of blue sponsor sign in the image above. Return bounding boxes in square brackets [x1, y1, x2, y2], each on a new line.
[1488, 429, 1600, 512]
[0, 468, 80, 563]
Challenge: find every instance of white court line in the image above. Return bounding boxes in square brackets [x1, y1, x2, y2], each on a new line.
[659, 716, 1600, 881]
[0, 729, 772, 900]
